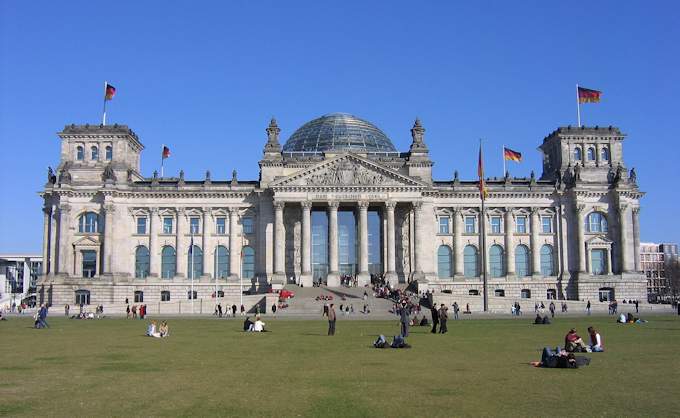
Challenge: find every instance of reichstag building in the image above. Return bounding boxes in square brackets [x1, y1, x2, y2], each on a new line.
[38, 113, 647, 306]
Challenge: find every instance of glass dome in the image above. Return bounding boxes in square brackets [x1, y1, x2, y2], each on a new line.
[282, 113, 397, 153]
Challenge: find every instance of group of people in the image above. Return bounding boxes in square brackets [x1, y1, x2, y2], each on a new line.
[33, 304, 49, 328]
[243, 316, 267, 332]
[429, 303, 451, 334]
[617, 312, 646, 324]
[126, 304, 148, 319]
[214, 304, 244, 317]
[531, 327, 603, 368]
[146, 320, 169, 338]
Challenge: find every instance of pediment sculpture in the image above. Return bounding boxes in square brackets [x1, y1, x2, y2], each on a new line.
[303, 159, 401, 186]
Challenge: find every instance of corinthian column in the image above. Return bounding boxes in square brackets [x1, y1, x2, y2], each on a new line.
[274, 201, 285, 279]
[576, 205, 587, 273]
[453, 209, 463, 277]
[412, 201, 425, 281]
[103, 204, 114, 275]
[202, 207, 212, 278]
[530, 208, 541, 277]
[57, 204, 71, 275]
[619, 204, 630, 273]
[300, 201, 312, 287]
[327, 201, 340, 287]
[149, 208, 159, 277]
[632, 208, 641, 272]
[176, 208, 186, 278]
[50, 205, 58, 275]
[505, 208, 515, 277]
[357, 201, 370, 286]
[229, 207, 240, 279]
[385, 201, 397, 286]
[42, 206, 51, 275]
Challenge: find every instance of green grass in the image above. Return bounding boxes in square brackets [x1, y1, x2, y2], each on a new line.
[1, 315, 679, 417]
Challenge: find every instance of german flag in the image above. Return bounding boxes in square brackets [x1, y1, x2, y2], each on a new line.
[105, 83, 116, 100]
[578, 86, 601, 104]
[478, 144, 488, 199]
[504, 147, 522, 162]
[162, 146, 171, 159]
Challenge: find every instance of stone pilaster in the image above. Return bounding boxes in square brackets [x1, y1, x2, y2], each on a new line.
[385, 201, 397, 286]
[504, 208, 515, 276]
[229, 207, 240, 279]
[202, 207, 212, 278]
[300, 201, 312, 287]
[149, 208, 159, 277]
[176, 208, 186, 278]
[632, 208, 641, 272]
[618, 204, 630, 273]
[103, 204, 114, 275]
[50, 205, 58, 275]
[57, 204, 71, 275]
[357, 201, 370, 286]
[412, 201, 425, 281]
[327, 201, 340, 287]
[530, 208, 540, 277]
[453, 209, 463, 277]
[576, 204, 586, 273]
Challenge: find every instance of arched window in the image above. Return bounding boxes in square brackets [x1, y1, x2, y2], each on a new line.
[515, 245, 530, 277]
[489, 245, 505, 278]
[585, 212, 608, 233]
[105, 145, 113, 160]
[188, 245, 203, 278]
[587, 147, 595, 161]
[601, 147, 609, 161]
[91, 146, 99, 160]
[75, 289, 90, 305]
[78, 212, 99, 233]
[437, 245, 452, 278]
[161, 246, 176, 279]
[574, 147, 582, 161]
[135, 246, 150, 279]
[242, 246, 255, 278]
[215, 245, 230, 278]
[76, 146, 84, 161]
[463, 245, 479, 277]
[540, 245, 555, 276]
[521, 289, 531, 299]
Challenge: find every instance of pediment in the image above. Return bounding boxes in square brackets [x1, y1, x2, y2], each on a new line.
[73, 235, 100, 247]
[271, 153, 426, 188]
[586, 235, 612, 246]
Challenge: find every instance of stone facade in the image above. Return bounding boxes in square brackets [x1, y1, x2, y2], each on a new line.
[38, 117, 647, 307]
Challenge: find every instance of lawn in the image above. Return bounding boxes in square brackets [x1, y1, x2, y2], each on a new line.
[1, 315, 679, 417]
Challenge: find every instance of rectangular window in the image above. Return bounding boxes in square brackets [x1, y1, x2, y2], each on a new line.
[163, 217, 173, 234]
[242, 217, 254, 234]
[216, 217, 226, 234]
[161, 291, 171, 302]
[541, 216, 552, 233]
[82, 250, 97, 278]
[190, 217, 200, 234]
[516, 216, 527, 234]
[490, 216, 501, 234]
[136, 217, 147, 234]
[438, 217, 450, 234]
[465, 216, 476, 234]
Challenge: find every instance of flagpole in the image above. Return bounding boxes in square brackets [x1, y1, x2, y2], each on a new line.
[160, 144, 165, 178]
[480, 139, 488, 313]
[576, 84, 581, 128]
[502, 144, 507, 177]
[102, 81, 108, 126]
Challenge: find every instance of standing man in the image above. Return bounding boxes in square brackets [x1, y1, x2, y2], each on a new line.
[549, 301, 556, 318]
[430, 303, 439, 334]
[64, 304, 69, 317]
[586, 300, 591, 315]
[398, 301, 410, 338]
[453, 302, 459, 320]
[634, 300, 639, 314]
[438, 304, 448, 334]
[327, 304, 336, 336]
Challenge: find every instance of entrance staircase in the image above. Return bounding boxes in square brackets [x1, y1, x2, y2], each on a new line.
[275, 285, 397, 318]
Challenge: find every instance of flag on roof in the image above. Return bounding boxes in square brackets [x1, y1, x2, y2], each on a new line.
[105, 83, 116, 100]
[162, 146, 171, 159]
[503, 147, 522, 162]
[577, 86, 601, 104]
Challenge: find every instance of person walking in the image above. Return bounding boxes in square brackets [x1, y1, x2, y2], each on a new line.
[634, 299, 639, 314]
[430, 303, 439, 334]
[398, 302, 410, 338]
[64, 304, 70, 317]
[272, 304, 277, 316]
[438, 304, 448, 334]
[549, 302, 556, 318]
[327, 304, 336, 336]
[453, 302, 459, 320]
[586, 300, 591, 315]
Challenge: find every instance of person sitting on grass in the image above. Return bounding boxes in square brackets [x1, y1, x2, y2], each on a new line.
[617, 313, 627, 323]
[564, 328, 587, 352]
[146, 320, 161, 338]
[252, 316, 266, 332]
[159, 321, 169, 338]
[243, 316, 254, 332]
[530, 347, 591, 368]
[588, 326, 604, 352]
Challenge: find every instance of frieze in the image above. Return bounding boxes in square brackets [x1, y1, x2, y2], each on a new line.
[310, 193, 388, 201]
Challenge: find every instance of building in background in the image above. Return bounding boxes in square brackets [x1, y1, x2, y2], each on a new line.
[0, 254, 42, 308]
[39, 114, 647, 308]
[640, 242, 679, 302]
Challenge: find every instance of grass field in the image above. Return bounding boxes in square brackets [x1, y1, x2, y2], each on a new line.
[1, 315, 679, 417]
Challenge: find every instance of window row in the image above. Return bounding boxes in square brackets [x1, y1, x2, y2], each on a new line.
[466, 288, 558, 300]
[437, 244, 556, 278]
[574, 146, 609, 162]
[438, 215, 553, 234]
[74, 289, 223, 305]
[134, 215, 254, 235]
[76, 145, 112, 161]
[135, 245, 255, 279]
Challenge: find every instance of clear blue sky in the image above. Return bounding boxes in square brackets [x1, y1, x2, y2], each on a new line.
[1, 1, 678, 253]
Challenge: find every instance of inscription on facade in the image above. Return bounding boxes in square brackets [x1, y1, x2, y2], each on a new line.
[310, 193, 388, 201]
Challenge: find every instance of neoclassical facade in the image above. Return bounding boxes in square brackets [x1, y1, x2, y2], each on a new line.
[38, 113, 647, 306]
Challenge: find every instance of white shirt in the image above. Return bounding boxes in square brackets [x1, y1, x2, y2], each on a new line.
[253, 320, 265, 332]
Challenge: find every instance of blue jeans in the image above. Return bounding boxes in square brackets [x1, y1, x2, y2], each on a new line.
[591, 346, 604, 352]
